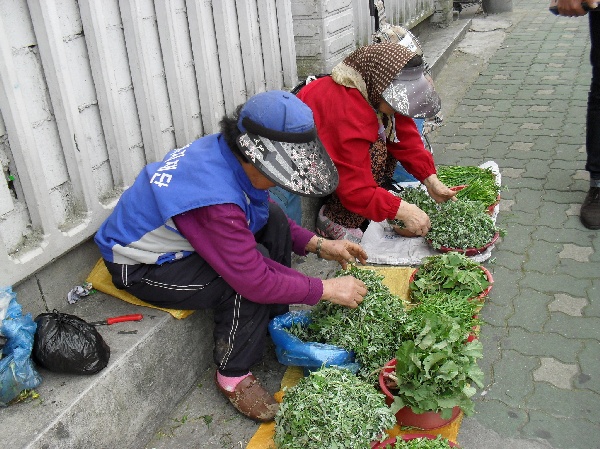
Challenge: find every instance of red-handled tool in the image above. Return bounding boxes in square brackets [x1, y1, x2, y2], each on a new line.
[89, 314, 143, 326]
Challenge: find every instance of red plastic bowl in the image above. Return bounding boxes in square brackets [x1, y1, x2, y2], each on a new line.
[409, 265, 494, 301]
[428, 231, 500, 257]
[372, 434, 459, 448]
[378, 359, 461, 430]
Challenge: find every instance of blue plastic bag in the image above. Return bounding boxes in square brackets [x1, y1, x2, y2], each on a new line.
[0, 287, 42, 406]
[268, 310, 359, 375]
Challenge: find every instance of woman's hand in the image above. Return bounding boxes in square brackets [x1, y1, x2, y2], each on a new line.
[395, 200, 431, 236]
[422, 174, 457, 203]
[556, 0, 595, 15]
[308, 236, 368, 269]
[321, 276, 367, 308]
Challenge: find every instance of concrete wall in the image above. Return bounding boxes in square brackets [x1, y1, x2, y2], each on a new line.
[0, 0, 297, 288]
[1, 0, 446, 290]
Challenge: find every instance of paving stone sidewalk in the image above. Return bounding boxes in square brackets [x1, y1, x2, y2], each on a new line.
[430, 0, 600, 447]
[145, 0, 599, 447]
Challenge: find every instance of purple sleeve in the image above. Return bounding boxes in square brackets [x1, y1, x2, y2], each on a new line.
[288, 215, 316, 256]
[172, 204, 323, 306]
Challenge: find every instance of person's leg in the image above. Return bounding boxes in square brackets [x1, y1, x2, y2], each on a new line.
[581, 13, 600, 229]
[105, 255, 276, 372]
[104, 203, 293, 420]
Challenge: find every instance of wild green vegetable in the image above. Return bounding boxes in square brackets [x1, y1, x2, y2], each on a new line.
[407, 292, 481, 339]
[274, 367, 396, 449]
[388, 188, 437, 228]
[386, 313, 484, 419]
[383, 435, 455, 448]
[427, 199, 502, 250]
[437, 165, 501, 208]
[410, 253, 490, 302]
[289, 265, 410, 383]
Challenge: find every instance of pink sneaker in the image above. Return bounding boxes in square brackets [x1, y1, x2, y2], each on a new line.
[316, 206, 363, 243]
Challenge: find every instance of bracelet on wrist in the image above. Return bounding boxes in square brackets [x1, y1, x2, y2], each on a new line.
[316, 236, 324, 259]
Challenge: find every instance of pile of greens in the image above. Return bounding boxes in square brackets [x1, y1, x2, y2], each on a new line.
[388, 187, 437, 229]
[427, 199, 502, 251]
[407, 292, 481, 340]
[387, 313, 484, 419]
[410, 252, 491, 302]
[274, 367, 396, 449]
[381, 435, 455, 448]
[437, 165, 501, 208]
[289, 265, 410, 383]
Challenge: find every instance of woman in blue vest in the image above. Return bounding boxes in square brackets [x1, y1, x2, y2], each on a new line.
[94, 91, 369, 422]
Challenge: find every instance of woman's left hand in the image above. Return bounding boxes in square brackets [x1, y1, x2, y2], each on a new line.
[422, 174, 457, 203]
[315, 237, 368, 269]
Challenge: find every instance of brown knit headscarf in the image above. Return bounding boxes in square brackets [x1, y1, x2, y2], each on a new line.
[331, 43, 416, 110]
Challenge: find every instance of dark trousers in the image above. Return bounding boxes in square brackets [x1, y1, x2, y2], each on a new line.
[587, 12, 600, 180]
[104, 203, 291, 376]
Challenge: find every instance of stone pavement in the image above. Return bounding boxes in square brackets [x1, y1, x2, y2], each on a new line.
[429, 0, 600, 447]
[145, 1, 600, 448]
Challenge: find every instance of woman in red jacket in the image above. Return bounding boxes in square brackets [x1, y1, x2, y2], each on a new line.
[297, 43, 456, 243]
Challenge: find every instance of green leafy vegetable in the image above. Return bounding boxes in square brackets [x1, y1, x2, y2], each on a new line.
[407, 292, 481, 339]
[388, 188, 437, 229]
[289, 265, 410, 383]
[384, 435, 455, 448]
[410, 252, 491, 302]
[437, 165, 502, 208]
[386, 313, 484, 419]
[274, 367, 396, 449]
[427, 200, 503, 250]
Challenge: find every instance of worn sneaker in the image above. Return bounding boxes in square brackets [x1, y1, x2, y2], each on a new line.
[580, 186, 600, 230]
[215, 372, 279, 422]
[316, 206, 363, 243]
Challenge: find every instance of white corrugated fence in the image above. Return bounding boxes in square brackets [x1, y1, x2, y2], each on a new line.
[0, 0, 436, 287]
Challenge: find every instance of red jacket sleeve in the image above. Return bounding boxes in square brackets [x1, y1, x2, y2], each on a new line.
[298, 77, 435, 222]
[387, 114, 437, 181]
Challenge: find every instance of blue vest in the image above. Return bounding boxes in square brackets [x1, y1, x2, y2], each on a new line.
[95, 135, 270, 265]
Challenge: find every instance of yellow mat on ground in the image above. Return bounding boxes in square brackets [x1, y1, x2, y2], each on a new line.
[86, 258, 195, 319]
[247, 266, 462, 449]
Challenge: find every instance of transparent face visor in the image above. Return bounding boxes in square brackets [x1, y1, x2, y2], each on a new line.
[381, 65, 441, 119]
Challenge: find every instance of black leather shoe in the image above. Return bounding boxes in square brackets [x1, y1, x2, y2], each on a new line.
[580, 186, 600, 230]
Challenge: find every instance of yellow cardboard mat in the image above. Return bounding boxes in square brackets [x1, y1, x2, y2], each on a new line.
[86, 258, 194, 319]
[247, 266, 462, 449]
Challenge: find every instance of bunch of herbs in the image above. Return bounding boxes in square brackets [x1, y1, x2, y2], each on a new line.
[427, 199, 503, 250]
[388, 187, 437, 229]
[387, 312, 484, 419]
[274, 367, 396, 449]
[407, 292, 481, 339]
[289, 265, 410, 383]
[382, 435, 455, 448]
[410, 253, 491, 302]
[437, 165, 501, 208]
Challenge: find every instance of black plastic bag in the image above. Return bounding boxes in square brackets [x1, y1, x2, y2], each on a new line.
[33, 310, 110, 374]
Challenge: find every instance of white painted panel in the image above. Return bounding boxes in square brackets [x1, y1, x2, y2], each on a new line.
[257, 0, 285, 90]
[120, 0, 176, 162]
[28, 0, 99, 224]
[186, 0, 226, 133]
[275, 0, 299, 89]
[235, 0, 268, 96]
[79, 0, 144, 189]
[213, 0, 247, 113]
[0, 113, 15, 216]
[155, 0, 203, 146]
